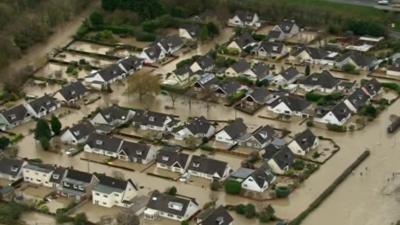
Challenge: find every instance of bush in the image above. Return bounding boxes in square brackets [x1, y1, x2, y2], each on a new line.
[275, 186, 290, 198]
[0, 137, 11, 150]
[342, 63, 359, 74]
[210, 180, 222, 191]
[244, 204, 257, 218]
[235, 204, 246, 215]
[293, 159, 306, 171]
[360, 105, 378, 118]
[224, 180, 242, 195]
[326, 124, 347, 132]
[166, 186, 177, 195]
[181, 221, 189, 225]
[306, 121, 314, 127]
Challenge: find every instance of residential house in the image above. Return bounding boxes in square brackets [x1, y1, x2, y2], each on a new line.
[343, 88, 370, 113]
[196, 206, 233, 225]
[118, 56, 144, 74]
[84, 63, 126, 87]
[298, 71, 340, 93]
[238, 125, 277, 149]
[226, 33, 257, 52]
[58, 169, 98, 201]
[335, 51, 378, 71]
[158, 35, 184, 55]
[225, 59, 253, 78]
[254, 40, 288, 59]
[175, 117, 216, 140]
[172, 65, 194, 84]
[361, 78, 381, 97]
[90, 105, 134, 127]
[92, 174, 138, 208]
[61, 121, 96, 145]
[84, 133, 123, 158]
[54, 82, 87, 103]
[25, 95, 60, 118]
[144, 191, 199, 221]
[118, 140, 156, 164]
[228, 10, 261, 28]
[272, 67, 302, 86]
[290, 46, 337, 66]
[0, 158, 26, 181]
[193, 73, 219, 91]
[214, 80, 246, 98]
[315, 102, 351, 126]
[241, 164, 276, 192]
[267, 146, 295, 175]
[190, 55, 215, 73]
[187, 155, 231, 180]
[0, 104, 31, 131]
[266, 94, 311, 117]
[132, 110, 177, 132]
[288, 129, 319, 156]
[251, 62, 273, 82]
[238, 87, 269, 108]
[139, 44, 166, 64]
[270, 20, 300, 41]
[49, 167, 67, 189]
[386, 59, 400, 77]
[215, 119, 248, 146]
[22, 162, 55, 187]
[179, 24, 201, 40]
[156, 146, 189, 174]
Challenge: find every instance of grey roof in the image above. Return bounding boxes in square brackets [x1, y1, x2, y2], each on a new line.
[232, 32, 256, 49]
[262, 143, 283, 160]
[215, 80, 242, 96]
[230, 167, 254, 179]
[234, 10, 257, 23]
[144, 44, 163, 60]
[268, 30, 282, 39]
[194, 73, 219, 88]
[147, 191, 197, 217]
[361, 78, 381, 96]
[258, 40, 285, 54]
[278, 20, 297, 33]
[132, 110, 171, 128]
[195, 55, 215, 70]
[119, 140, 151, 161]
[328, 102, 351, 121]
[0, 158, 24, 177]
[281, 67, 300, 81]
[97, 63, 125, 82]
[186, 116, 213, 135]
[293, 46, 328, 60]
[246, 87, 269, 103]
[299, 70, 339, 89]
[94, 174, 136, 194]
[249, 164, 275, 188]
[293, 129, 317, 151]
[85, 133, 123, 153]
[118, 56, 144, 71]
[28, 95, 58, 114]
[252, 125, 276, 144]
[174, 65, 193, 77]
[231, 59, 251, 73]
[268, 95, 311, 112]
[67, 121, 95, 140]
[336, 51, 376, 67]
[58, 82, 87, 101]
[181, 24, 201, 38]
[49, 167, 66, 184]
[221, 119, 248, 139]
[98, 105, 130, 124]
[270, 146, 295, 169]
[158, 35, 183, 52]
[65, 169, 93, 183]
[1, 104, 29, 124]
[252, 62, 271, 80]
[24, 162, 55, 174]
[188, 155, 228, 177]
[156, 148, 189, 169]
[346, 88, 370, 111]
[198, 206, 233, 225]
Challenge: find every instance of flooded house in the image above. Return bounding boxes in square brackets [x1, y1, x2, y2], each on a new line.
[190, 55, 215, 74]
[61, 121, 96, 145]
[139, 43, 166, 64]
[253, 40, 289, 59]
[267, 146, 295, 175]
[335, 51, 378, 71]
[187, 155, 231, 180]
[270, 19, 300, 41]
[290, 46, 337, 66]
[0, 104, 31, 131]
[343, 88, 371, 113]
[84, 63, 126, 89]
[84, 133, 123, 158]
[174, 117, 216, 141]
[53, 81, 87, 104]
[238, 125, 277, 149]
[214, 80, 247, 98]
[179, 24, 201, 40]
[314, 101, 351, 126]
[156, 146, 189, 174]
[241, 164, 276, 192]
[361, 78, 381, 98]
[118, 140, 156, 164]
[172, 65, 195, 84]
[226, 32, 257, 52]
[266, 94, 312, 117]
[25, 95, 60, 118]
[193, 73, 219, 92]
[57, 169, 98, 201]
[92, 174, 138, 208]
[49, 167, 67, 189]
[90, 105, 134, 127]
[0, 158, 26, 181]
[144, 191, 199, 221]
[238, 87, 269, 109]
[157, 35, 184, 55]
[196, 205, 233, 225]
[272, 67, 302, 86]
[228, 10, 261, 28]
[215, 119, 248, 146]
[131, 110, 178, 132]
[118, 56, 144, 74]
[225, 59, 252, 78]
[288, 129, 319, 156]
[297, 70, 340, 94]
[22, 162, 55, 188]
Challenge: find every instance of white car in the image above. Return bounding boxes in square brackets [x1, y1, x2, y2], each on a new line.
[377, 0, 390, 5]
[65, 148, 79, 156]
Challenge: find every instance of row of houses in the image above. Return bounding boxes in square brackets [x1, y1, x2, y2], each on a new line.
[0, 158, 138, 208]
[139, 35, 184, 64]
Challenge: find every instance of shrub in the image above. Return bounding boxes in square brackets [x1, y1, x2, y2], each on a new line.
[224, 180, 242, 195]
[342, 63, 358, 74]
[210, 180, 222, 191]
[293, 159, 306, 171]
[275, 186, 290, 198]
[166, 186, 177, 195]
[244, 204, 257, 218]
[0, 137, 11, 150]
[326, 124, 347, 132]
[235, 204, 246, 215]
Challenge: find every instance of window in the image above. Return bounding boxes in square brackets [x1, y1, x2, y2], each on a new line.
[103, 195, 108, 198]
[95, 193, 100, 196]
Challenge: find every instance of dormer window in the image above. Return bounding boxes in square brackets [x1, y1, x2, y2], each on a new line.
[162, 156, 169, 161]
[96, 140, 103, 145]
[149, 116, 155, 122]
[105, 114, 110, 119]
[53, 174, 60, 179]
[9, 114, 16, 120]
[136, 151, 143, 156]
[193, 162, 200, 168]
[10, 166, 19, 172]
[168, 202, 183, 211]
[73, 131, 80, 136]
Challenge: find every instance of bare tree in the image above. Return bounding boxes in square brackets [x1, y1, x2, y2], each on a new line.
[116, 212, 140, 225]
[125, 71, 161, 102]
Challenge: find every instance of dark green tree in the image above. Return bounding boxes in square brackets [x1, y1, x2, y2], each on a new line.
[74, 213, 88, 225]
[0, 137, 10, 150]
[305, 64, 311, 76]
[224, 180, 242, 195]
[50, 115, 62, 135]
[89, 11, 104, 26]
[34, 119, 51, 140]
